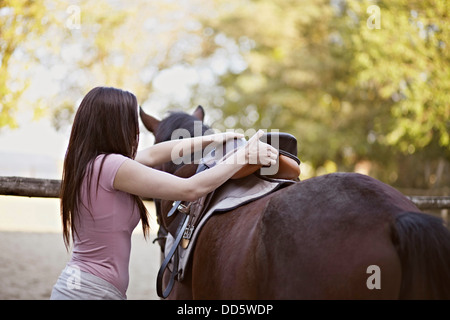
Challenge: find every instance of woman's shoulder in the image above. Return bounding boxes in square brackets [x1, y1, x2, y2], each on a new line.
[93, 153, 131, 191]
[95, 153, 129, 164]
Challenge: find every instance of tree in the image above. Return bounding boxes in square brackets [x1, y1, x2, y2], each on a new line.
[0, 0, 46, 129]
[199, 0, 450, 188]
[1, 0, 216, 130]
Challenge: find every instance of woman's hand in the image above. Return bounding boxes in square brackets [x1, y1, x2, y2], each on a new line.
[222, 130, 278, 167]
[245, 130, 278, 166]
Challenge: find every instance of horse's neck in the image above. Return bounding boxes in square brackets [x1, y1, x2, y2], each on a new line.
[159, 163, 199, 230]
[171, 163, 199, 178]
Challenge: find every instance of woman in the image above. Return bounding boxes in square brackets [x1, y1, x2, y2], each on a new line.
[50, 86, 278, 299]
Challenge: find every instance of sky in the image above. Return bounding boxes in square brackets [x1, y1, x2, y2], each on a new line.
[0, 110, 68, 179]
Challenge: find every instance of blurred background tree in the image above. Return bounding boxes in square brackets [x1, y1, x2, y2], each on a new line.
[0, 0, 448, 191]
[0, 0, 46, 128]
[200, 0, 450, 190]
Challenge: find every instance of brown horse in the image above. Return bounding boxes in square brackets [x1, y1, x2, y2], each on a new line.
[140, 106, 450, 299]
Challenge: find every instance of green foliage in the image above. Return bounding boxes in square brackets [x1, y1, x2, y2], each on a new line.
[1, 0, 214, 130]
[0, 0, 46, 128]
[200, 0, 450, 188]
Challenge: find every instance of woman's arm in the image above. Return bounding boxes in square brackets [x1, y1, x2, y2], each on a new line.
[114, 130, 278, 202]
[135, 132, 244, 167]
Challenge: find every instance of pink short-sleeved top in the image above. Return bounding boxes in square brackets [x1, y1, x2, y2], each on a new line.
[69, 153, 140, 297]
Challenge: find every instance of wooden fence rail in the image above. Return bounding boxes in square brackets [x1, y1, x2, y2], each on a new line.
[1, 176, 449, 210]
[0, 176, 61, 198]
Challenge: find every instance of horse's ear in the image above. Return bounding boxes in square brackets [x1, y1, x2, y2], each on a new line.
[192, 105, 205, 122]
[139, 106, 160, 134]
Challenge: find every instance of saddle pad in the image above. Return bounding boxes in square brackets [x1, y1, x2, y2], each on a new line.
[164, 174, 294, 281]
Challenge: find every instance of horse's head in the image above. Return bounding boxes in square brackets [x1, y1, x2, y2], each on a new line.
[139, 105, 212, 250]
[140, 105, 211, 174]
[140, 105, 207, 144]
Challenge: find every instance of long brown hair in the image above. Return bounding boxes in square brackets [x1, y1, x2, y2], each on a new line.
[60, 86, 149, 249]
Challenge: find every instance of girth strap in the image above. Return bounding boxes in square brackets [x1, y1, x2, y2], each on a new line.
[156, 213, 189, 298]
[156, 163, 208, 298]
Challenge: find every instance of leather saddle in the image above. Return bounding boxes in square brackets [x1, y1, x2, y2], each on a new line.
[156, 132, 300, 298]
[205, 132, 301, 180]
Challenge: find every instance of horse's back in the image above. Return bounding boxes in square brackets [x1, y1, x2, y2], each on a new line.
[191, 173, 450, 299]
[194, 173, 414, 299]
[258, 173, 414, 299]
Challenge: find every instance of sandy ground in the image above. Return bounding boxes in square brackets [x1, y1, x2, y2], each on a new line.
[0, 196, 161, 300]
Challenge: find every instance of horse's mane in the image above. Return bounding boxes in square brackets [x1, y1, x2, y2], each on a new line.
[155, 111, 210, 144]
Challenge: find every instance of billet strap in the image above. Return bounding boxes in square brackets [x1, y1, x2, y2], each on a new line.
[167, 201, 180, 217]
[156, 162, 209, 298]
[156, 213, 189, 298]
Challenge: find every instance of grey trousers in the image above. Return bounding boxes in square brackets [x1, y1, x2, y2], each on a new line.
[50, 265, 126, 300]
